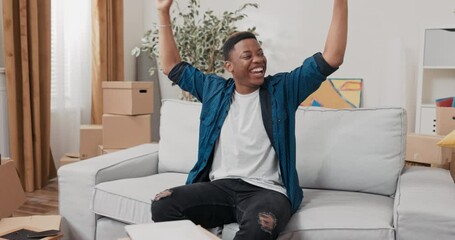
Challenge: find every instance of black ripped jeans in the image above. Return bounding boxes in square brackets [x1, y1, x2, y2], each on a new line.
[151, 179, 292, 240]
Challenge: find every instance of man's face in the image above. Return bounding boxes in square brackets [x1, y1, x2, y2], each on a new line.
[225, 38, 267, 94]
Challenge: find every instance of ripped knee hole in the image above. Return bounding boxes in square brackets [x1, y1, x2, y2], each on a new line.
[257, 212, 277, 233]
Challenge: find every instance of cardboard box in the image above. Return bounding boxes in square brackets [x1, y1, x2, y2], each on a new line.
[102, 81, 154, 115]
[97, 145, 122, 155]
[0, 161, 26, 219]
[80, 125, 103, 160]
[59, 153, 80, 168]
[450, 151, 455, 182]
[436, 107, 455, 135]
[0, 158, 9, 165]
[406, 133, 452, 166]
[450, 160, 455, 182]
[0, 215, 62, 239]
[103, 114, 152, 149]
[0, 157, 14, 167]
[405, 160, 450, 170]
[0, 163, 62, 239]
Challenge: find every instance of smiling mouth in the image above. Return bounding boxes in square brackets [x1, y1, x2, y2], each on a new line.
[250, 67, 265, 75]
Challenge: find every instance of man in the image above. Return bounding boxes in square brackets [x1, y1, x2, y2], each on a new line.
[151, 0, 348, 239]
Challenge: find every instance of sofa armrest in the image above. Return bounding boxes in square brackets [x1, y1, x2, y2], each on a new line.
[394, 166, 455, 240]
[58, 143, 159, 240]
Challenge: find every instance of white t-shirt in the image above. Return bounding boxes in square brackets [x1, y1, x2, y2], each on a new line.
[209, 89, 287, 197]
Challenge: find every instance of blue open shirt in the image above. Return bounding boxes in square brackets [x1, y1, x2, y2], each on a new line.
[168, 52, 337, 213]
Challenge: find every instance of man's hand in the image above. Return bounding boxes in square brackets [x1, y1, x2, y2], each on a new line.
[156, 0, 173, 12]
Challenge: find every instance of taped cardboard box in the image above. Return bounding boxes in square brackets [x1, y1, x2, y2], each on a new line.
[0, 155, 6, 164]
[80, 125, 103, 160]
[436, 107, 455, 135]
[0, 162, 63, 239]
[59, 153, 80, 168]
[0, 161, 63, 239]
[0, 161, 26, 219]
[103, 81, 154, 115]
[102, 114, 152, 149]
[0, 157, 14, 167]
[405, 133, 452, 166]
[450, 151, 455, 182]
[97, 145, 122, 155]
[451, 160, 455, 182]
[405, 160, 450, 170]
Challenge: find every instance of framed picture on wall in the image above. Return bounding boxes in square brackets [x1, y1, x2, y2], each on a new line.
[300, 78, 363, 109]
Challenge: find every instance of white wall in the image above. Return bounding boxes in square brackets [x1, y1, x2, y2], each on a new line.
[124, 0, 146, 81]
[129, 0, 455, 131]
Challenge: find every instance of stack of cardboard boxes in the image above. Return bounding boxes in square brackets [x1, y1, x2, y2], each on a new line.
[101, 81, 153, 152]
[406, 106, 455, 181]
[62, 81, 154, 167]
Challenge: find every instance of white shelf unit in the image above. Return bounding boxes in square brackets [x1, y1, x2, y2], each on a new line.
[415, 27, 455, 135]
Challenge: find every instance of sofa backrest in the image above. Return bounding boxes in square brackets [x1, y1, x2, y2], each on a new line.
[295, 107, 406, 196]
[159, 100, 407, 196]
[158, 100, 200, 173]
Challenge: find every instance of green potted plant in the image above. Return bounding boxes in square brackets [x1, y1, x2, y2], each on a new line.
[132, 0, 259, 101]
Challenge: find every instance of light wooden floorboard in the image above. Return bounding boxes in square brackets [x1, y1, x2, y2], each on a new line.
[12, 178, 59, 217]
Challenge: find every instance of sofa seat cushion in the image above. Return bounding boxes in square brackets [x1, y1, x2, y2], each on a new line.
[91, 172, 187, 224]
[222, 189, 395, 240]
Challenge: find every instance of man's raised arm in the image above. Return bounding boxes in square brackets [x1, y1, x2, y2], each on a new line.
[322, 0, 348, 68]
[156, 0, 181, 75]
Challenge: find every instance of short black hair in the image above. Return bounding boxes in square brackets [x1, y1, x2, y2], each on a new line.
[222, 31, 257, 60]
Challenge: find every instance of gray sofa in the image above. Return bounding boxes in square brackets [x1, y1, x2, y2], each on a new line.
[58, 99, 455, 240]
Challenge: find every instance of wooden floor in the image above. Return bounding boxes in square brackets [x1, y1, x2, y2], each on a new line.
[12, 178, 59, 217]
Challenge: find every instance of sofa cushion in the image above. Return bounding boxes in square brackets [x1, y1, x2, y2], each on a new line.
[395, 167, 455, 240]
[158, 101, 406, 196]
[91, 172, 187, 224]
[222, 189, 395, 240]
[295, 107, 406, 196]
[158, 100, 201, 173]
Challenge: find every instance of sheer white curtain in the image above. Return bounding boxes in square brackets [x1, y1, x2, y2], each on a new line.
[51, 0, 92, 165]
